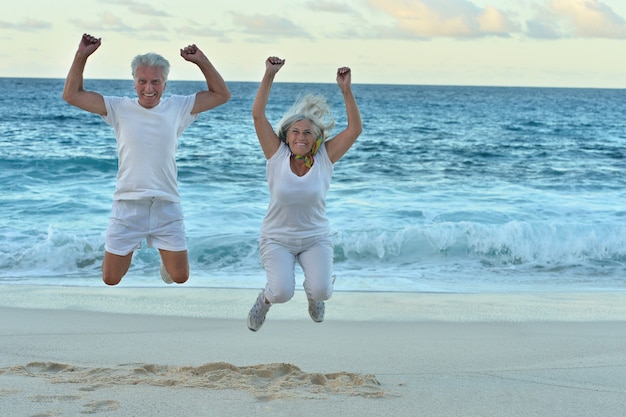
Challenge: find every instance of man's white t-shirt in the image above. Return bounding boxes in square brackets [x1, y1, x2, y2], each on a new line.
[101, 95, 197, 202]
[260, 143, 334, 239]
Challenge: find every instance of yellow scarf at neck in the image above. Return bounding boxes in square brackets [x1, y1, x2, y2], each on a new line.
[292, 136, 323, 168]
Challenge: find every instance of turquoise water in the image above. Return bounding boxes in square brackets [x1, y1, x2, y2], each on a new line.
[1, 78, 625, 292]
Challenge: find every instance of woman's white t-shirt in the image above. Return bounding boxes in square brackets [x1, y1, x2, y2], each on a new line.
[260, 143, 334, 239]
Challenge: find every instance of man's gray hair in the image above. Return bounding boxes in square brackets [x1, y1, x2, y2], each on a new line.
[131, 53, 170, 81]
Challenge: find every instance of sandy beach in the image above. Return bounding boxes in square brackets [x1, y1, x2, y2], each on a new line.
[1, 285, 625, 417]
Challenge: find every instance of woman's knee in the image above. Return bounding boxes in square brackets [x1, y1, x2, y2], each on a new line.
[265, 285, 295, 304]
[305, 281, 333, 301]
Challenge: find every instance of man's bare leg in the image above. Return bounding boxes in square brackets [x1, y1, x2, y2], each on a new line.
[159, 249, 189, 284]
[102, 251, 133, 286]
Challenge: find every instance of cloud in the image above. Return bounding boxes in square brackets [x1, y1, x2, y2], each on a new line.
[0, 19, 51, 32]
[526, 0, 626, 39]
[139, 20, 167, 32]
[101, 0, 170, 17]
[525, 18, 562, 39]
[304, 0, 355, 14]
[68, 12, 135, 33]
[230, 13, 313, 40]
[175, 23, 224, 39]
[366, 0, 519, 38]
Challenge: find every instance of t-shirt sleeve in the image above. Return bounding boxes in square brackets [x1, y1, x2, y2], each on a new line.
[100, 96, 125, 127]
[174, 95, 199, 136]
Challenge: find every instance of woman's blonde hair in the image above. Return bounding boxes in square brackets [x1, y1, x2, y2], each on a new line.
[276, 93, 336, 143]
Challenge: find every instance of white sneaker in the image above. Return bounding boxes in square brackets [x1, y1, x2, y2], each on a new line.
[248, 290, 271, 332]
[308, 298, 325, 323]
[160, 263, 174, 284]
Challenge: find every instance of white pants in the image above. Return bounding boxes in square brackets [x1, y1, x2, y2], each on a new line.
[259, 235, 334, 304]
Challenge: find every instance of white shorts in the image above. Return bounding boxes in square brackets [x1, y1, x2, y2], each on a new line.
[105, 199, 187, 256]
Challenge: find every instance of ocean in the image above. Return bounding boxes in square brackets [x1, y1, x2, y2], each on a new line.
[1, 78, 625, 293]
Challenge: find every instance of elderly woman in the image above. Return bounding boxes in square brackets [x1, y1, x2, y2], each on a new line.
[247, 56, 362, 332]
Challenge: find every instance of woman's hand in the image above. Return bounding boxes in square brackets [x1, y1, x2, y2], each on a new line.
[336, 66, 352, 89]
[266, 56, 285, 75]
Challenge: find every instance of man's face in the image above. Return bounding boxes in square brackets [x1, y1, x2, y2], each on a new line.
[134, 66, 166, 109]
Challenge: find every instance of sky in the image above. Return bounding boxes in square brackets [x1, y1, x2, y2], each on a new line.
[1, 0, 626, 88]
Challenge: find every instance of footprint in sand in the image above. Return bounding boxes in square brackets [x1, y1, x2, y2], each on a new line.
[81, 400, 119, 414]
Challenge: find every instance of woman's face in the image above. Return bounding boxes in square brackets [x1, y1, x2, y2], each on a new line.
[286, 119, 316, 156]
